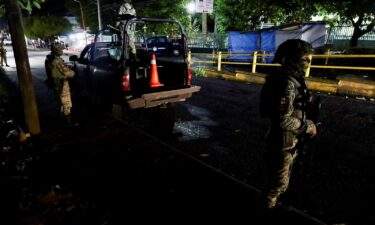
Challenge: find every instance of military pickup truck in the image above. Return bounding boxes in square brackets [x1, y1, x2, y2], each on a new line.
[69, 17, 200, 134]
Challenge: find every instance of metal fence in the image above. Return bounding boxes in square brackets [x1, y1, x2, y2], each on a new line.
[188, 33, 229, 50]
[188, 50, 375, 78]
[327, 26, 375, 41]
[188, 25, 375, 52]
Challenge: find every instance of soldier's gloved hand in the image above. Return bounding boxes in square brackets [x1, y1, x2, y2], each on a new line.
[130, 53, 139, 63]
[306, 120, 317, 138]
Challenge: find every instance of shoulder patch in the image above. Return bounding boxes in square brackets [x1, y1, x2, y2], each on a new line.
[280, 96, 291, 110]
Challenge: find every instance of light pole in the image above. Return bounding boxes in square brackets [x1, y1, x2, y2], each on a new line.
[186, 1, 195, 30]
[73, 0, 87, 44]
[97, 0, 102, 30]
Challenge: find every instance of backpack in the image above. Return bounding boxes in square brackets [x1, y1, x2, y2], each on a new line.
[259, 74, 287, 118]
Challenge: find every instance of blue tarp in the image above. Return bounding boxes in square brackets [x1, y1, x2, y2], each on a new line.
[228, 31, 258, 61]
[260, 31, 276, 63]
[227, 22, 326, 62]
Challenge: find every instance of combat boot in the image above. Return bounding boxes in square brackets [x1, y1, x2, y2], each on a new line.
[64, 115, 73, 126]
[65, 115, 79, 127]
[264, 196, 278, 209]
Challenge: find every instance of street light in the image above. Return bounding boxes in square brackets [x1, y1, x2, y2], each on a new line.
[73, 0, 88, 44]
[187, 1, 195, 14]
[186, 1, 195, 29]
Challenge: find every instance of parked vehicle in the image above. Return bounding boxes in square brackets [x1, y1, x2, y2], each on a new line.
[69, 17, 200, 134]
[3, 38, 11, 46]
[146, 35, 183, 56]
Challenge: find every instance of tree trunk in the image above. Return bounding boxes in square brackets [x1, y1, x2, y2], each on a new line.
[5, 0, 41, 135]
[350, 26, 361, 47]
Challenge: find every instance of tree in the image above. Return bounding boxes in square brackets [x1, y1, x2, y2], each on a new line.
[319, 0, 375, 47]
[215, 0, 276, 31]
[23, 15, 71, 40]
[271, 0, 321, 23]
[4, 0, 43, 135]
[215, 0, 322, 31]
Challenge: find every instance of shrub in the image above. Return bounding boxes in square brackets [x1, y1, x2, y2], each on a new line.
[194, 67, 206, 77]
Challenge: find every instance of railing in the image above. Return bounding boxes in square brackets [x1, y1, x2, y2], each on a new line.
[188, 50, 375, 78]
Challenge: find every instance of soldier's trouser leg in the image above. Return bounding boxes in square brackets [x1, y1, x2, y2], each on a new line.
[263, 145, 298, 208]
[59, 81, 72, 116]
[128, 31, 136, 55]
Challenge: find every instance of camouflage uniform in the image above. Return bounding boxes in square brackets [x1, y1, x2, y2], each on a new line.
[45, 42, 75, 121]
[260, 39, 317, 209]
[0, 42, 9, 67]
[117, 1, 137, 55]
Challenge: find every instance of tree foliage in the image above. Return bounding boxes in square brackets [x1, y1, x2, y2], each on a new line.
[137, 0, 190, 26]
[18, 0, 43, 11]
[271, 0, 321, 23]
[0, 0, 43, 16]
[215, 0, 324, 31]
[23, 15, 71, 40]
[2, 0, 372, 47]
[64, 0, 191, 33]
[215, 0, 277, 31]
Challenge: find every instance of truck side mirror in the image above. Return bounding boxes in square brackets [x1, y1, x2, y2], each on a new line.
[69, 55, 78, 61]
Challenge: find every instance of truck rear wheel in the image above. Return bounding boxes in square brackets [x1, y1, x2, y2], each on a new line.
[142, 104, 176, 137]
[118, 103, 175, 137]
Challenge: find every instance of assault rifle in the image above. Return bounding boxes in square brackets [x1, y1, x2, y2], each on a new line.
[297, 95, 322, 178]
[306, 95, 322, 127]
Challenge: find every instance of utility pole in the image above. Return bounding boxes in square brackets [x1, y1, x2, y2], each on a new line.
[97, 0, 102, 30]
[202, 12, 207, 34]
[73, 0, 87, 44]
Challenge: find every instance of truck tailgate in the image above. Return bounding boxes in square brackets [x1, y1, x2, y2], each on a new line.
[126, 86, 201, 109]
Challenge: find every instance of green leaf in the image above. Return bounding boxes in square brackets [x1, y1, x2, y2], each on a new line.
[33, 2, 41, 9]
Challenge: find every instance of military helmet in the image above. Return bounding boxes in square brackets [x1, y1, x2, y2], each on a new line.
[118, 1, 136, 16]
[51, 41, 64, 56]
[273, 39, 312, 64]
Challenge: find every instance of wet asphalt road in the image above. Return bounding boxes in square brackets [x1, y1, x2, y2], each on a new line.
[3, 48, 375, 224]
[171, 76, 375, 225]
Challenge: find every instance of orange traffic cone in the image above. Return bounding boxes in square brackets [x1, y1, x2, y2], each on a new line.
[149, 54, 164, 88]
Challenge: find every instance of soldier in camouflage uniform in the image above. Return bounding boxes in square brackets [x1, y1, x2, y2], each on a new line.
[117, 1, 137, 57]
[0, 40, 10, 67]
[259, 39, 317, 209]
[45, 42, 75, 125]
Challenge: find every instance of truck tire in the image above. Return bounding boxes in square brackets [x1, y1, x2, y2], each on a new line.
[152, 104, 176, 136]
[125, 104, 176, 137]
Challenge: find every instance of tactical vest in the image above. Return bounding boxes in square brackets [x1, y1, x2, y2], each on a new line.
[260, 73, 309, 121]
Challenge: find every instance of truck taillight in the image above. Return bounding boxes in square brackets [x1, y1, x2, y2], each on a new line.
[122, 68, 130, 91]
[187, 67, 192, 86]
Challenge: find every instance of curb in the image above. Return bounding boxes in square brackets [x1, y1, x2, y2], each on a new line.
[337, 76, 375, 97]
[204, 69, 375, 98]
